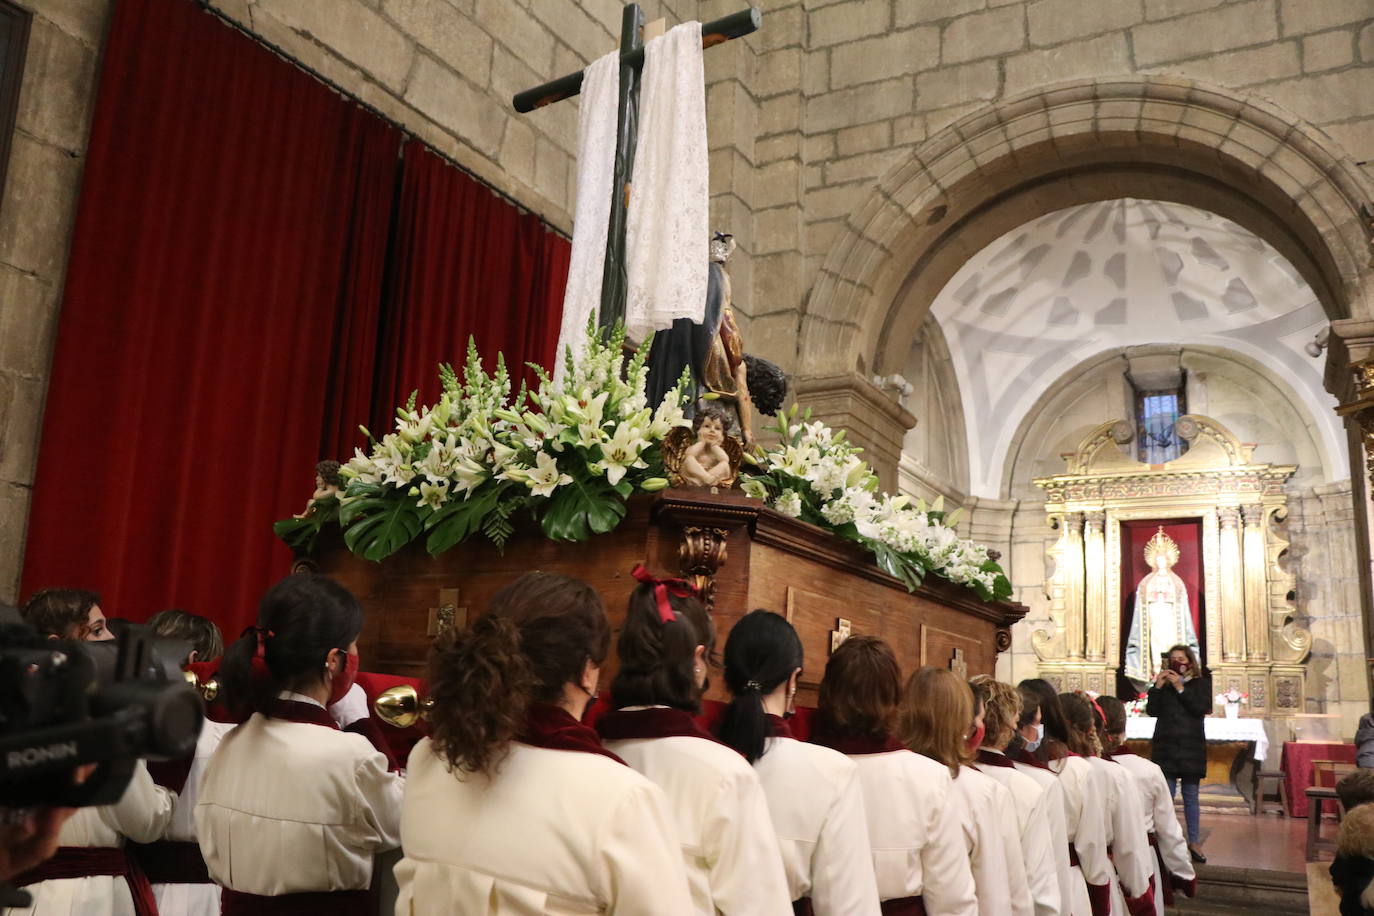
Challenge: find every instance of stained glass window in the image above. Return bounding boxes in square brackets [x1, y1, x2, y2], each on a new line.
[1135, 385, 1187, 464]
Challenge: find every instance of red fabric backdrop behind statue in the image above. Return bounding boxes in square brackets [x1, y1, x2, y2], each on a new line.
[21, 0, 569, 639]
[371, 143, 569, 434]
[1120, 518, 1205, 669]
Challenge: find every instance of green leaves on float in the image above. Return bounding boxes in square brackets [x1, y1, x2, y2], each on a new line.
[339, 486, 423, 562]
[271, 496, 340, 553]
[424, 482, 508, 555]
[540, 475, 627, 541]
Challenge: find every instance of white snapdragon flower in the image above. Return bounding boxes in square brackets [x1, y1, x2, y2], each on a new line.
[773, 489, 803, 518]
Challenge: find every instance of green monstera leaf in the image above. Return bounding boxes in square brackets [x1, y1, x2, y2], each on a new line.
[339, 490, 423, 562]
[539, 477, 626, 542]
[424, 483, 508, 556]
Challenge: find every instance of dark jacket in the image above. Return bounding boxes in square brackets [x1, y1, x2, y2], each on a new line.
[1356, 714, 1374, 769]
[1146, 675, 1210, 779]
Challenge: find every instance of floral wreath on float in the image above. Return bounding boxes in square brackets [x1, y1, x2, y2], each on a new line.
[275, 319, 1012, 603]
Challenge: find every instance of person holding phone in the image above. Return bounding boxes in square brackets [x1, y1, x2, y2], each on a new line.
[1147, 644, 1210, 863]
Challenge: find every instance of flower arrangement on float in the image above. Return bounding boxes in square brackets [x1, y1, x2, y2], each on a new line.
[1126, 693, 1149, 717]
[274, 320, 1012, 601]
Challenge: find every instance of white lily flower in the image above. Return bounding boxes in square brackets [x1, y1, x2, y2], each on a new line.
[417, 480, 450, 510]
[521, 450, 572, 498]
[600, 423, 650, 485]
[450, 456, 488, 496]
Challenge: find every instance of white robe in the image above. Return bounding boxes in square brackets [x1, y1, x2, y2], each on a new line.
[843, 749, 978, 914]
[194, 702, 403, 895]
[1111, 752, 1195, 915]
[1046, 756, 1112, 916]
[1011, 760, 1076, 916]
[1087, 757, 1154, 914]
[394, 737, 694, 915]
[4, 761, 175, 916]
[152, 719, 234, 916]
[975, 752, 1065, 916]
[602, 730, 791, 915]
[752, 735, 880, 914]
[951, 765, 1033, 916]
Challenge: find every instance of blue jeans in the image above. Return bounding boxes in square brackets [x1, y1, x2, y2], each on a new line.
[1166, 775, 1201, 844]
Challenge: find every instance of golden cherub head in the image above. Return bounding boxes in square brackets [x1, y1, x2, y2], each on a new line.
[1143, 526, 1181, 570]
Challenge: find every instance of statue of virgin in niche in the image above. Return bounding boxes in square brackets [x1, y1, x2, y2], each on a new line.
[1124, 527, 1201, 686]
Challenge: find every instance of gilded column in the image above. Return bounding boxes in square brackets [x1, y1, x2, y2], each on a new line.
[1241, 504, 1269, 661]
[1083, 511, 1107, 663]
[1218, 506, 1246, 662]
[1063, 511, 1086, 660]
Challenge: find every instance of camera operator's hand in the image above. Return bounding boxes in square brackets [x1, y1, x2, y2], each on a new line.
[328, 682, 369, 729]
[0, 805, 78, 881]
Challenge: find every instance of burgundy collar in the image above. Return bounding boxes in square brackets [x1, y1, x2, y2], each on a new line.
[263, 698, 339, 730]
[976, 748, 1015, 769]
[519, 704, 625, 765]
[596, 706, 726, 746]
[809, 725, 907, 756]
[1108, 744, 1134, 757]
[766, 714, 794, 739]
[1010, 745, 1049, 769]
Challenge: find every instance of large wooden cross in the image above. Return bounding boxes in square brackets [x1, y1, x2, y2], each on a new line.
[512, 5, 761, 333]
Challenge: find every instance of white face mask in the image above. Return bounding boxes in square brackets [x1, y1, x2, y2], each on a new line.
[1025, 723, 1045, 752]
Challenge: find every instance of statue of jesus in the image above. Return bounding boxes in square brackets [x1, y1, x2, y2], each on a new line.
[1124, 527, 1201, 686]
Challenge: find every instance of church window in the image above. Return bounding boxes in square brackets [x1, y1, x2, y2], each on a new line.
[1134, 382, 1187, 464]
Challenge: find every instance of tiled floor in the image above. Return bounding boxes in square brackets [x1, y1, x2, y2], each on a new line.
[1191, 811, 1312, 873]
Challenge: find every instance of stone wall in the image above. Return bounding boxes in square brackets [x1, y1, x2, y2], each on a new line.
[0, 0, 113, 603]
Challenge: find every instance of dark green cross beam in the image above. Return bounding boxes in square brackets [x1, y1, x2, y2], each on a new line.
[513, 5, 761, 333]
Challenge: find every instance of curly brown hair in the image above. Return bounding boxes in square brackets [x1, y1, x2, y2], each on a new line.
[427, 573, 609, 775]
[970, 675, 1020, 750]
[1058, 692, 1103, 758]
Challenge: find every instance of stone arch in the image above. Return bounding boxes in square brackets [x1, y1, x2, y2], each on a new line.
[800, 77, 1374, 383]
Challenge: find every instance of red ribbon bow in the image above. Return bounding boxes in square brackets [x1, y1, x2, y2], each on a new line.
[631, 564, 697, 624]
[243, 624, 275, 660]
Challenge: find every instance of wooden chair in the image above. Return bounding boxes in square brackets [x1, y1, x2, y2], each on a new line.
[1306, 760, 1359, 860]
[1253, 768, 1287, 816]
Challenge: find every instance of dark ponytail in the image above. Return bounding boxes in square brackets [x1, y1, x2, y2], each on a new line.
[427, 572, 608, 775]
[220, 574, 363, 716]
[611, 582, 716, 712]
[717, 610, 803, 763]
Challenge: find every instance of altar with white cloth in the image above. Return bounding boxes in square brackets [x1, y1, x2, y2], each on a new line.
[1125, 715, 1270, 803]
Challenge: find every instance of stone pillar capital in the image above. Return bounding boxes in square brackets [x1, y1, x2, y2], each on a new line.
[1218, 506, 1241, 528]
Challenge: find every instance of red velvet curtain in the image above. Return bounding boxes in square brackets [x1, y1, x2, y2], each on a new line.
[1120, 518, 1205, 666]
[371, 143, 570, 433]
[21, 0, 400, 636]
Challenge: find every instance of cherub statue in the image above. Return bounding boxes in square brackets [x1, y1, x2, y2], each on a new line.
[294, 460, 342, 518]
[663, 404, 744, 490]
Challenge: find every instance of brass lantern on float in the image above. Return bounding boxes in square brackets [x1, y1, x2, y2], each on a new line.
[373, 684, 432, 728]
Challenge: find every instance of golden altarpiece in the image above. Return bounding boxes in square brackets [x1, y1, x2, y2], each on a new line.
[1031, 415, 1311, 712]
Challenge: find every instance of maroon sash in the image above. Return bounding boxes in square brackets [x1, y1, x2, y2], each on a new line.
[519, 703, 626, 764]
[596, 706, 728, 746]
[14, 846, 157, 916]
[221, 887, 372, 915]
[975, 748, 1015, 768]
[1010, 745, 1049, 769]
[129, 839, 212, 884]
[794, 895, 925, 915]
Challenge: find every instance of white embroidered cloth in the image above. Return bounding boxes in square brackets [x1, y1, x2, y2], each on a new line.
[624, 21, 708, 343]
[1126, 716, 1269, 761]
[553, 50, 619, 385]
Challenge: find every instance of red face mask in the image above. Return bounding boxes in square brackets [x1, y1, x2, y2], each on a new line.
[1170, 660, 1189, 675]
[327, 650, 359, 706]
[966, 722, 986, 754]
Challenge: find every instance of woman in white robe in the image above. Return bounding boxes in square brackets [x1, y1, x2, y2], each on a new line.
[902, 666, 1032, 916]
[969, 676, 1066, 916]
[395, 571, 693, 915]
[1059, 692, 1155, 916]
[812, 635, 977, 915]
[1097, 696, 1196, 915]
[6, 761, 174, 916]
[715, 610, 880, 915]
[1018, 680, 1114, 916]
[195, 574, 404, 915]
[596, 568, 790, 915]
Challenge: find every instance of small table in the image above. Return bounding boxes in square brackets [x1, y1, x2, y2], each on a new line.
[1282, 741, 1357, 818]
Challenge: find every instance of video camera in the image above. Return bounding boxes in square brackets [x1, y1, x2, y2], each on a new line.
[0, 622, 204, 809]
